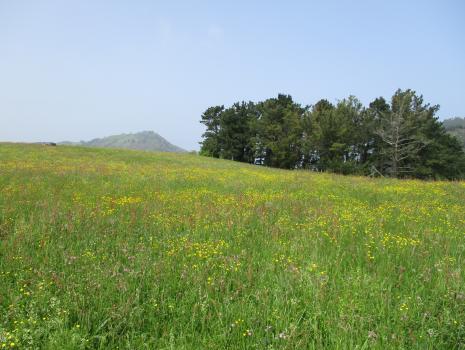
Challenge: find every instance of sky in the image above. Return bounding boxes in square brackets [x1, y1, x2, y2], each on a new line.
[1, 0, 464, 151]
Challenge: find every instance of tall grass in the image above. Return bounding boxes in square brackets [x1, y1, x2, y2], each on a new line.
[0, 143, 464, 349]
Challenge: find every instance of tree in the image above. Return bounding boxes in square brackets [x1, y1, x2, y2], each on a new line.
[302, 97, 368, 174]
[255, 95, 305, 169]
[199, 105, 224, 157]
[218, 102, 257, 163]
[332, 96, 370, 173]
[366, 97, 391, 174]
[199, 102, 258, 163]
[374, 90, 432, 177]
[415, 115, 465, 179]
[301, 99, 334, 170]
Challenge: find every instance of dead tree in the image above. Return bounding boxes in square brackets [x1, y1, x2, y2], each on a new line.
[375, 97, 429, 177]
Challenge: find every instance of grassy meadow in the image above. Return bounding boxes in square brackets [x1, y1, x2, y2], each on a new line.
[0, 143, 464, 349]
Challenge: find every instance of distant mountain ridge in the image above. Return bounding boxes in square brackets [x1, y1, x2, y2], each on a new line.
[443, 117, 465, 150]
[60, 131, 186, 153]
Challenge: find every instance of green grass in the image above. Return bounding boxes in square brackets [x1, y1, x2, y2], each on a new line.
[0, 143, 464, 349]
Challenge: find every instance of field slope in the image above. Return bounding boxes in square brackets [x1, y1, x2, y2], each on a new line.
[0, 143, 464, 349]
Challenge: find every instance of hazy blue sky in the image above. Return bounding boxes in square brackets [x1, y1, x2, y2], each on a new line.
[1, 0, 464, 150]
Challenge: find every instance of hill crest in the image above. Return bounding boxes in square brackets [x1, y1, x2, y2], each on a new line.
[60, 131, 186, 153]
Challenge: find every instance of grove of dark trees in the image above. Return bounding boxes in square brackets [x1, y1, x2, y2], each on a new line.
[199, 89, 465, 180]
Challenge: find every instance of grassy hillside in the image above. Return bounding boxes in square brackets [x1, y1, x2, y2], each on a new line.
[0, 143, 464, 349]
[60, 131, 186, 153]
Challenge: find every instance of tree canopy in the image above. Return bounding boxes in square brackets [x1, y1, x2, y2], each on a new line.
[200, 89, 465, 180]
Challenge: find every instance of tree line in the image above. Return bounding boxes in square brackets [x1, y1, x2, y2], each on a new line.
[199, 89, 465, 180]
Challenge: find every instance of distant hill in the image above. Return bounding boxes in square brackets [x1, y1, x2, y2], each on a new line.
[60, 131, 186, 153]
[443, 117, 465, 150]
